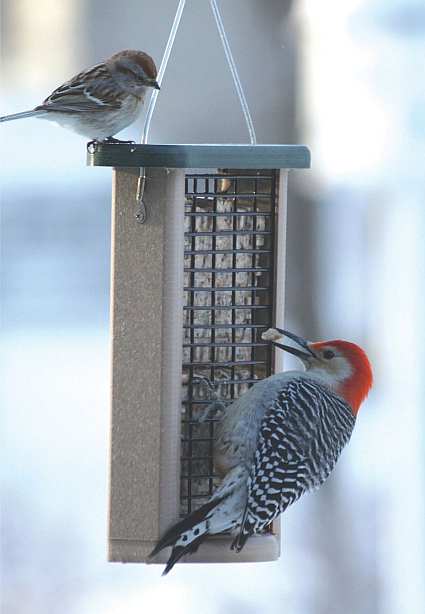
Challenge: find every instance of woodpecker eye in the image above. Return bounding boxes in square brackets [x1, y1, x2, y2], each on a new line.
[323, 349, 335, 360]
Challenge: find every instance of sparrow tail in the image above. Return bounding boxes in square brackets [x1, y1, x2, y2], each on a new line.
[0, 109, 46, 123]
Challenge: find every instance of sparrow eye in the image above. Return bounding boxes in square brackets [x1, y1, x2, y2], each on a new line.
[119, 66, 139, 79]
[323, 349, 335, 360]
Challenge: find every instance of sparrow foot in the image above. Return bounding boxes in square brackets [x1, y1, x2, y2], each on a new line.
[103, 136, 136, 145]
[87, 140, 100, 154]
[87, 137, 136, 153]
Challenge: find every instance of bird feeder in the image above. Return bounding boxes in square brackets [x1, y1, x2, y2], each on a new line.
[87, 142, 310, 565]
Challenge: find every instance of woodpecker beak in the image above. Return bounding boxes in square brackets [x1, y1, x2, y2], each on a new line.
[271, 328, 317, 360]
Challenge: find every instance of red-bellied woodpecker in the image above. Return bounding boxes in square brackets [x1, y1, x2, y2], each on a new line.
[150, 329, 373, 574]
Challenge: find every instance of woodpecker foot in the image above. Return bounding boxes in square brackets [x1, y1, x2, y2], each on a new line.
[197, 400, 226, 423]
[191, 374, 217, 395]
[230, 534, 245, 553]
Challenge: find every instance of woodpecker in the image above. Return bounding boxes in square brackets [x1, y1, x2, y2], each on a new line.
[150, 329, 373, 574]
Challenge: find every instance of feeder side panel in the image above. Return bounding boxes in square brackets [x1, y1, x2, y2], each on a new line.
[108, 167, 185, 563]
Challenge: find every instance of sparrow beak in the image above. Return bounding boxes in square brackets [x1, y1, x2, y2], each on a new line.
[152, 80, 160, 90]
[271, 328, 317, 360]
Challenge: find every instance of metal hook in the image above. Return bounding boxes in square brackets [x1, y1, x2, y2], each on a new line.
[136, 1, 186, 221]
[135, 169, 147, 224]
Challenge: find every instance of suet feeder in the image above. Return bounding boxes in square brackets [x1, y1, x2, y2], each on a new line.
[88, 142, 310, 564]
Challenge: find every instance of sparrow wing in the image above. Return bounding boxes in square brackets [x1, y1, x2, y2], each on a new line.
[35, 63, 123, 113]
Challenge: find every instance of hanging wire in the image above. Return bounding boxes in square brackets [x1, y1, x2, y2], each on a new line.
[136, 0, 257, 222]
[136, 0, 187, 222]
[209, 0, 257, 145]
[141, 0, 187, 144]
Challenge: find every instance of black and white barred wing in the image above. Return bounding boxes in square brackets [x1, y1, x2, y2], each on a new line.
[232, 378, 355, 551]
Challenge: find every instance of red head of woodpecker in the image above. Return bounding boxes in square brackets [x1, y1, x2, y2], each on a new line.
[268, 328, 373, 415]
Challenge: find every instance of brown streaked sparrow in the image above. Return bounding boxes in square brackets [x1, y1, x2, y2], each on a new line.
[0, 50, 159, 141]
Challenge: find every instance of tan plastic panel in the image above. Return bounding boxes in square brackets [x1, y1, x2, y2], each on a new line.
[109, 167, 185, 562]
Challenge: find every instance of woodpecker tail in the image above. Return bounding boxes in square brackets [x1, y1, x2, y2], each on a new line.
[0, 109, 46, 123]
[149, 495, 225, 575]
[150, 466, 248, 575]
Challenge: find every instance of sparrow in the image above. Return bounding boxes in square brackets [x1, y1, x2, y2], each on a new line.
[0, 49, 159, 141]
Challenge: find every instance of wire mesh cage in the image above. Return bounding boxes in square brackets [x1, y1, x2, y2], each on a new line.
[181, 170, 277, 517]
[87, 143, 310, 564]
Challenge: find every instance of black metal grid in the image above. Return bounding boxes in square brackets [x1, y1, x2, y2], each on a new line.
[181, 170, 278, 516]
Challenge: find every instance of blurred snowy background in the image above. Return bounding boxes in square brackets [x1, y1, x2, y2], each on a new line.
[1, 0, 424, 613]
